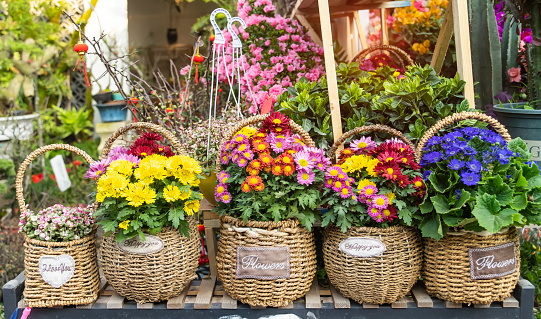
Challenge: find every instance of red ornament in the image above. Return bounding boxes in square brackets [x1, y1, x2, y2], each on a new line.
[192, 53, 205, 84]
[73, 41, 90, 87]
[210, 34, 215, 43]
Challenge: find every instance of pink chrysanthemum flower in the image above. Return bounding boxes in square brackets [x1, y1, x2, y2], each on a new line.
[220, 150, 230, 165]
[315, 156, 331, 171]
[294, 149, 315, 172]
[351, 136, 377, 154]
[331, 179, 345, 192]
[359, 185, 378, 198]
[371, 194, 389, 209]
[339, 186, 353, 199]
[218, 171, 230, 183]
[297, 170, 315, 185]
[232, 134, 249, 145]
[325, 165, 343, 180]
[368, 207, 385, 222]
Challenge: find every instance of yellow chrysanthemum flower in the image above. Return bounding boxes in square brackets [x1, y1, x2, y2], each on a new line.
[108, 159, 135, 177]
[235, 126, 257, 138]
[163, 185, 181, 202]
[184, 200, 200, 216]
[97, 171, 128, 198]
[357, 179, 376, 190]
[179, 188, 192, 200]
[125, 182, 156, 207]
[119, 220, 130, 230]
[386, 192, 396, 204]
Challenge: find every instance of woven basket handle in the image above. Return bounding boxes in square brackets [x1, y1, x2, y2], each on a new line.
[415, 111, 512, 163]
[215, 114, 315, 172]
[100, 122, 185, 159]
[327, 124, 415, 160]
[15, 144, 95, 215]
[352, 44, 414, 68]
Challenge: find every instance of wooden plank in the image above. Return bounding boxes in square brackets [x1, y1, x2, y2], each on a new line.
[305, 278, 322, 309]
[203, 218, 220, 228]
[391, 297, 408, 308]
[251, 305, 267, 309]
[199, 198, 215, 211]
[221, 291, 238, 309]
[17, 299, 25, 309]
[411, 285, 433, 308]
[380, 8, 389, 45]
[194, 276, 217, 309]
[445, 301, 463, 308]
[317, 0, 343, 154]
[107, 292, 125, 309]
[430, 0, 453, 73]
[353, 11, 368, 50]
[203, 211, 220, 220]
[278, 302, 294, 309]
[346, 15, 353, 61]
[300, 1, 410, 14]
[77, 276, 107, 309]
[204, 224, 218, 277]
[503, 295, 519, 308]
[320, 289, 331, 296]
[296, 14, 323, 47]
[474, 303, 491, 308]
[363, 303, 379, 308]
[350, 15, 358, 56]
[137, 302, 154, 309]
[290, 0, 305, 19]
[329, 284, 350, 309]
[167, 285, 190, 309]
[451, 0, 475, 107]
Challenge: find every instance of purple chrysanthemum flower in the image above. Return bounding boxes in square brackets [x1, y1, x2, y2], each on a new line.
[351, 136, 376, 153]
[109, 146, 129, 157]
[218, 171, 230, 183]
[85, 160, 109, 179]
[315, 156, 331, 171]
[294, 150, 315, 172]
[339, 186, 353, 199]
[360, 185, 378, 198]
[325, 165, 344, 180]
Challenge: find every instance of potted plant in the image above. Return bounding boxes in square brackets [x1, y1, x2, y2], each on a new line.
[214, 112, 323, 307]
[415, 111, 541, 304]
[0, 158, 15, 209]
[492, 0, 541, 162]
[16, 144, 100, 308]
[89, 122, 202, 303]
[321, 125, 424, 305]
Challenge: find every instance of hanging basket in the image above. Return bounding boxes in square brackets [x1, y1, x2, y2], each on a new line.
[216, 216, 316, 307]
[16, 144, 100, 307]
[418, 111, 517, 304]
[215, 114, 317, 307]
[98, 122, 200, 303]
[324, 124, 422, 304]
[352, 44, 414, 70]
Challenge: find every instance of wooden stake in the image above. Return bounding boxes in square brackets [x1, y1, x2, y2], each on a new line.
[317, 0, 343, 149]
[346, 15, 353, 61]
[380, 8, 389, 45]
[452, 0, 475, 107]
[350, 14, 358, 57]
[430, 0, 454, 73]
[296, 14, 323, 46]
[354, 11, 368, 50]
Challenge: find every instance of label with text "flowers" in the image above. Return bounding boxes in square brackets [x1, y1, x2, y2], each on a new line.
[469, 242, 517, 280]
[236, 247, 290, 280]
[338, 237, 387, 257]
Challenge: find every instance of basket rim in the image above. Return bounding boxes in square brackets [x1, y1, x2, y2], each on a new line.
[24, 227, 96, 247]
[220, 215, 302, 229]
[327, 224, 418, 234]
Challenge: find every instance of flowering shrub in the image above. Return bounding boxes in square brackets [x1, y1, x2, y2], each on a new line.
[18, 204, 94, 242]
[215, 112, 328, 229]
[417, 127, 541, 240]
[181, 0, 324, 114]
[322, 137, 425, 232]
[88, 133, 204, 241]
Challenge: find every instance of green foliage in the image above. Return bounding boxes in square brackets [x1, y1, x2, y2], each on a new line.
[277, 64, 468, 148]
[520, 228, 541, 316]
[0, 0, 76, 114]
[0, 159, 15, 180]
[42, 106, 93, 144]
[0, 230, 25, 284]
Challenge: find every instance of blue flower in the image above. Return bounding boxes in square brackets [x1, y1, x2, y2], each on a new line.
[444, 147, 461, 157]
[460, 171, 481, 186]
[497, 148, 515, 165]
[506, 175, 511, 180]
[423, 170, 432, 180]
[424, 151, 443, 164]
[425, 136, 442, 148]
[442, 132, 462, 143]
[465, 159, 483, 173]
[448, 159, 464, 170]
[455, 189, 462, 200]
[482, 150, 497, 164]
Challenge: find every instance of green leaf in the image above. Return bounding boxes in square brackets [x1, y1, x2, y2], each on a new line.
[168, 207, 185, 228]
[479, 175, 513, 206]
[420, 198, 434, 214]
[431, 194, 450, 214]
[471, 193, 514, 233]
[511, 193, 528, 211]
[429, 172, 453, 193]
[523, 164, 541, 189]
[419, 213, 443, 240]
[508, 138, 532, 159]
[301, 118, 312, 133]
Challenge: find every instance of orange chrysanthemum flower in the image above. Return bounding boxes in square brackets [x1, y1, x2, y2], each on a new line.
[259, 153, 274, 167]
[283, 164, 295, 176]
[254, 183, 265, 192]
[272, 164, 284, 176]
[247, 167, 260, 176]
[241, 181, 251, 193]
[246, 176, 263, 189]
[252, 141, 270, 154]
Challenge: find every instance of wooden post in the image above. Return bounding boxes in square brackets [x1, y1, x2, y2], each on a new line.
[380, 8, 389, 45]
[451, 0, 475, 107]
[430, 0, 454, 73]
[350, 14, 358, 57]
[317, 0, 343, 147]
[296, 14, 323, 46]
[346, 15, 353, 61]
[354, 11, 368, 50]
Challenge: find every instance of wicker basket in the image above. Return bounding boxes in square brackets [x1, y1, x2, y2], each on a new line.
[16, 144, 100, 307]
[324, 225, 422, 304]
[325, 125, 422, 304]
[352, 44, 414, 70]
[217, 216, 317, 307]
[98, 122, 200, 303]
[215, 114, 317, 307]
[418, 112, 517, 304]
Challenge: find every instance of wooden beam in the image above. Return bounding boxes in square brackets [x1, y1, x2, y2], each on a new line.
[350, 14, 358, 56]
[346, 15, 353, 61]
[430, 0, 453, 73]
[300, 1, 410, 14]
[380, 8, 389, 45]
[452, 0, 475, 108]
[296, 14, 323, 46]
[354, 11, 368, 50]
[317, 0, 343, 147]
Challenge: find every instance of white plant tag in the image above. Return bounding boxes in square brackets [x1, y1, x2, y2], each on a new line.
[117, 234, 164, 255]
[339, 237, 387, 257]
[39, 254, 75, 288]
[50, 155, 71, 192]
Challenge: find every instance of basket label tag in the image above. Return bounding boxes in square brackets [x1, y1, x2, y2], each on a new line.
[339, 237, 386, 257]
[469, 242, 517, 280]
[118, 234, 164, 255]
[236, 247, 290, 280]
[39, 254, 75, 288]
[50, 155, 71, 192]
[523, 140, 541, 161]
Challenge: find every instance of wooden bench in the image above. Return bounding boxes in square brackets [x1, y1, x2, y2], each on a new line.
[2, 271, 535, 319]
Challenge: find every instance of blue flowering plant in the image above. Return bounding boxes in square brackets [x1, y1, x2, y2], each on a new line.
[416, 126, 541, 240]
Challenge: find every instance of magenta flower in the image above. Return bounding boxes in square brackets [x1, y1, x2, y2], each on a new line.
[508, 67, 521, 83]
[368, 207, 385, 222]
[351, 136, 376, 153]
[297, 170, 315, 185]
[325, 165, 344, 180]
[359, 185, 378, 198]
[294, 149, 315, 172]
[85, 160, 109, 179]
[218, 171, 230, 183]
[111, 153, 141, 166]
[339, 186, 353, 199]
[315, 156, 331, 171]
[371, 195, 389, 209]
